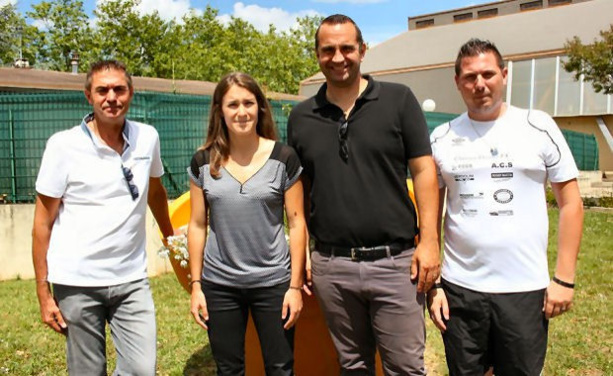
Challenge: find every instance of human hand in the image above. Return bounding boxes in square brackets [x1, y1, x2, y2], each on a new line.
[427, 287, 449, 332]
[543, 279, 574, 320]
[303, 255, 313, 296]
[37, 283, 67, 334]
[282, 288, 303, 329]
[190, 287, 209, 330]
[410, 239, 441, 293]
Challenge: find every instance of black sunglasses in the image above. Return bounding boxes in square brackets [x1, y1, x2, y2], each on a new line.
[122, 165, 139, 200]
[338, 119, 348, 162]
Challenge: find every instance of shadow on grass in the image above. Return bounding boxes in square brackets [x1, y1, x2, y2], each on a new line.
[183, 345, 217, 376]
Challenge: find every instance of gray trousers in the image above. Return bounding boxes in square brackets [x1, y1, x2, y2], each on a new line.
[311, 248, 426, 376]
[53, 278, 157, 376]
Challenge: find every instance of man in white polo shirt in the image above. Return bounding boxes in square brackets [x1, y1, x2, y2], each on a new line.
[32, 60, 174, 375]
[428, 39, 584, 375]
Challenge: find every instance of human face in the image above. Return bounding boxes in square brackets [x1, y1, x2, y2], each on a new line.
[316, 22, 366, 88]
[85, 69, 133, 125]
[221, 85, 259, 139]
[455, 52, 508, 121]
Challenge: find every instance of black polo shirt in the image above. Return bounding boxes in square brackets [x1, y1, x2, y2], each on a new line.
[288, 75, 431, 247]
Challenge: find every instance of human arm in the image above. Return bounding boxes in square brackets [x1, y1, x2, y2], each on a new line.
[282, 179, 307, 329]
[187, 181, 209, 329]
[543, 179, 583, 319]
[147, 177, 174, 242]
[427, 187, 450, 331]
[32, 194, 67, 334]
[300, 175, 313, 295]
[408, 155, 441, 293]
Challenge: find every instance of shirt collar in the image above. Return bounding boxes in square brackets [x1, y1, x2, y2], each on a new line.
[312, 74, 380, 111]
[80, 113, 131, 153]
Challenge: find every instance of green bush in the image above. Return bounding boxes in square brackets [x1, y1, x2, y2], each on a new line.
[547, 187, 613, 208]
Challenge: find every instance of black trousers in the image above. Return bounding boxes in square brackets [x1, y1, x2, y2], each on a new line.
[441, 279, 548, 376]
[202, 280, 295, 376]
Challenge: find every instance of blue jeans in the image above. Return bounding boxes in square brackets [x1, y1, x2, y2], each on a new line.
[53, 278, 156, 376]
[202, 280, 295, 376]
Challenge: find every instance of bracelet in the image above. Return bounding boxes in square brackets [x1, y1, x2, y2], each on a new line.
[428, 282, 443, 293]
[288, 286, 302, 291]
[553, 276, 575, 289]
[189, 280, 202, 287]
[35, 279, 49, 284]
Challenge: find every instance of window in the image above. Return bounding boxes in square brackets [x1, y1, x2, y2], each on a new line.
[549, 0, 571, 6]
[520, 1, 543, 11]
[478, 8, 499, 18]
[416, 19, 434, 28]
[533, 58, 556, 114]
[557, 63, 581, 116]
[510, 60, 532, 109]
[453, 12, 473, 22]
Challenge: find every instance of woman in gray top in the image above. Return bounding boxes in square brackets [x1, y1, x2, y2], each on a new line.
[187, 72, 306, 376]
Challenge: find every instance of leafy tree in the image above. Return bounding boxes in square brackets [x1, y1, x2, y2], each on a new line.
[12, 0, 321, 94]
[171, 7, 239, 82]
[26, 0, 94, 71]
[0, 3, 37, 66]
[563, 24, 613, 95]
[93, 0, 171, 77]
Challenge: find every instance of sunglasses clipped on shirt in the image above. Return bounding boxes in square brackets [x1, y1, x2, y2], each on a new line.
[122, 165, 139, 200]
[338, 118, 349, 162]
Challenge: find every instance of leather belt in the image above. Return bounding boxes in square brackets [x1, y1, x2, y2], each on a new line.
[315, 240, 415, 262]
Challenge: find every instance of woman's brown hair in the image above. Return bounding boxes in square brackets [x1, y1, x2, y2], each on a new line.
[202, 72, 278, 178]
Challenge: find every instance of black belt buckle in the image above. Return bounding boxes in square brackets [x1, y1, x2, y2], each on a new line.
[350, 247, 370, 261]
[350, 245, 390, 262]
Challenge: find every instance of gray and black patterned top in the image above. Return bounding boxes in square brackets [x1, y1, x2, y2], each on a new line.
[188, 142, 303, 288]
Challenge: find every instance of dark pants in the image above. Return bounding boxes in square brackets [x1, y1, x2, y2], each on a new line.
[202, 280, 294, 376]
[442, 280, 548, 376]
[311, 248, 426, 376]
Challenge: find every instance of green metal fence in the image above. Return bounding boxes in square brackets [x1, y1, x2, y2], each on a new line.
[561, 128, 599, 171]
[0, 90, 296, 202]
[0, 90, 599, 203]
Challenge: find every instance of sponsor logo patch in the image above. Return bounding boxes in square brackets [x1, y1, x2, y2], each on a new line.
[491, 172, 513, 179]
[454, 174, 475, 182]
[461, 209, 478, 217]
[493, 189, 513, 204]
[489, 210, 514, 216]
[491, 162, 513, 168]
[460, 192, 485, 200]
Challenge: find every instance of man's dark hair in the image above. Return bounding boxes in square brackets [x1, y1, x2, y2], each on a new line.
[85, 60, 133, 91]
[315, 14, 364, 51]
[455, 38, 505, 76]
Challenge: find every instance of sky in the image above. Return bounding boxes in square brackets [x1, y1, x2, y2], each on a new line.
[7, 0, 480, 45]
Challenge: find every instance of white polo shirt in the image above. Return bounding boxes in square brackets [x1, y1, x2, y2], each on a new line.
[430, 106, 578, 293]
[36, 114, 164, 286]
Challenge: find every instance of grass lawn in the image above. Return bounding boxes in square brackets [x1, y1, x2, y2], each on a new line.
[1, 209, 611, 375]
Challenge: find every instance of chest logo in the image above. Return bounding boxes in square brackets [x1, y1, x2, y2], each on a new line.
[493, 189, 514, 204]
[492, 162, 513, 169]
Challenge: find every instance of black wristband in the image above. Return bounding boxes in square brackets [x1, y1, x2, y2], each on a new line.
[189, 280, 202, 287]
[428, 282, 443, 292]
[553, 276, 575, 289]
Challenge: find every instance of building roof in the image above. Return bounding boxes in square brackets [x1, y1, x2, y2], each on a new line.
[301, 0, 611, 90]
[407, 0, 591, 30]
[0, 67, 303, 101]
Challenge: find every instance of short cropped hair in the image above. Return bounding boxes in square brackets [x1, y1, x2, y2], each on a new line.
[85, 60, 133, 91]
[315, 14, 364, 51]
[455, 38, 505, 76]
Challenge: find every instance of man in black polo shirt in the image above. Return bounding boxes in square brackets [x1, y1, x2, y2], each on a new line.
[287, 14, 440, 375]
